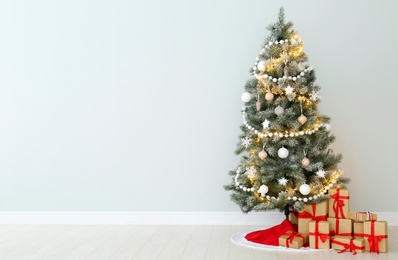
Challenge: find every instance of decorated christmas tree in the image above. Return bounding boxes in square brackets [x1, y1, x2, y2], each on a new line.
[225, 8, 350, 217]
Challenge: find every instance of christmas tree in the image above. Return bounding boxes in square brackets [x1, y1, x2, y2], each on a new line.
[225, 8, 350, 217]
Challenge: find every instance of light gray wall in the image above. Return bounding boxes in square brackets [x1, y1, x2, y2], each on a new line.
[0, 0, 397, 212]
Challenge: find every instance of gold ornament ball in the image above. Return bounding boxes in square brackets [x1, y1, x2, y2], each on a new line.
[258, 149, 268, 160]
[265, 92, 274, 101]
[301, 157, 310, 167]
[298, 114, 308, 124]
[256, 101, 262, 111]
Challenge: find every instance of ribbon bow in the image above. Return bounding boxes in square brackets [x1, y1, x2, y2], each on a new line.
[357, 211, 375, 221]
[330, 189, 349, 218]
[367, 236, 384, 254]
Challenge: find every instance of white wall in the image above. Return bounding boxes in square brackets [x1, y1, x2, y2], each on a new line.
[0, 0, 397, 212]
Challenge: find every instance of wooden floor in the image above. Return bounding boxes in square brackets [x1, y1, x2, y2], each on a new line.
[0, 225, 396, 260]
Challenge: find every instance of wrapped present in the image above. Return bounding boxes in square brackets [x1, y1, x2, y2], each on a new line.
[347, 211, 377, 221]
[328, 188, 350, 218]
[309, 221, 330, 249]
[289, 211, 298, 225]
[331, 236, 365, 255]
[353, 221, 364, 238]
[298, 201, 328, 236]
[327, 217, 352, 237]
[278, 230, 306, 249]
[363, 221, 388, 253]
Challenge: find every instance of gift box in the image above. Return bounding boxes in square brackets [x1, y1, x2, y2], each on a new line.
[289, 211, 298, 225]
[298, 201, 328, 237]
[331, 236, 365, 255]
[309, 221, 330, 249]
[363, 221, 388, 253]
[353, 221, 364, 238]
[278, 230, 306, 249]
[347, 211, 377, 221]
[327, 217, 352, 237]
[328, 188, 350, 218]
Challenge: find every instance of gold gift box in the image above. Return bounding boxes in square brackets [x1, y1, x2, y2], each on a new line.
[363, 221, 388, 253]
[331, 236, 365, 254]
[309, 221, 330, 249]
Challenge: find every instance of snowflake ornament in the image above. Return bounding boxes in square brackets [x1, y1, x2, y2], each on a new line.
[245, 166, 257, 178]
[241, 137, 252, 148]
[285, 85, 294, 95]
[316, 169, 326, 178]
[278, 177, 288, 186]
[262, 119, 270, 129]
[310, 91, 321, 101]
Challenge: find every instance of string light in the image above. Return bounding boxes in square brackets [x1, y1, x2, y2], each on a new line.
[234, 167, 342, 203]
[253, 37, 308, 83]
[241, 107, 323, 138]
[254, 66, 313, 82]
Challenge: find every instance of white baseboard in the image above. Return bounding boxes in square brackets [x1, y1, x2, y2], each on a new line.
[0, 212, 397, 226]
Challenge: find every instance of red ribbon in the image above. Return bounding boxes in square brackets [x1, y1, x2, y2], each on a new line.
[354, 233, 364, 238]
[331, 238, 364, 255]
[297, 204, 327, 221]
[329, 218, 351, 237]
[363, 221, 388, 254]
[283, 231, 305, 248]
[330, 189, 349, 218]
[309, 221, 329, 249]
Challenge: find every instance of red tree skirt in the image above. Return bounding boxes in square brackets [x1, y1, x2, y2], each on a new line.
[245, 219, 294, 246]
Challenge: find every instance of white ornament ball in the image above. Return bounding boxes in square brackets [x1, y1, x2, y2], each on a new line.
[258, 184, 269, 197]
[278, 147, 289, 158]
[257, 61, 266, 71]
[274, 106, 284, 116]
[241, 92, 252, 102]
[301, 157, 310, 167]
[258, 149, 268, 160]
[299, 184, 311, 195]
[265, 92, 274, 101]
[325, 124, 332, 131]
